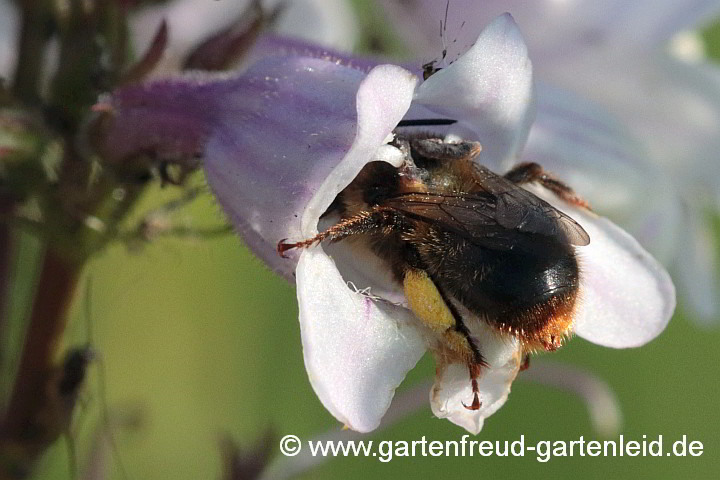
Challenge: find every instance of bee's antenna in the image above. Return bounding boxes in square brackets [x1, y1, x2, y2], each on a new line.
[424, 0, 453, 80]
[441, 0, 450, 62]
[396, 119, 457, 127]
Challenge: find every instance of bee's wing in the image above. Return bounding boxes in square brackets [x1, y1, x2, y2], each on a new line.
[472, 165, 590, 245]
[385, 185, 590, 248]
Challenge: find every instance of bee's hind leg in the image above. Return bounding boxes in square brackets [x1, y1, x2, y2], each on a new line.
[504, 162, 590, 209]
[402, 268, 486, 411]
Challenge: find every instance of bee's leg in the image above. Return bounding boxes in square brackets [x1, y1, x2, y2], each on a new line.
[402, 268, 486, 411]
[408, 138, 483, 162]
[503, 162, 590, 209]
[277, 206, 403, 256]
[520, 353, 531, 371]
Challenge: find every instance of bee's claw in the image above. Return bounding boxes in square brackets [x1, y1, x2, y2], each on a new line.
[277, 239, 295, 258]
[462, 370, 482, 410]
[462, 392, 482, 411]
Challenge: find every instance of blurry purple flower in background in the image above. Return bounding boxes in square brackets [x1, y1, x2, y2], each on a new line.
[0, 0, 358, 81]
[98, 15, 674, 434]
[381, 0, 720, 324]
[130, 0, 358, 74]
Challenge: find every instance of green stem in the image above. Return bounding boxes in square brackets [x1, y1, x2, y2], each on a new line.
[0, 227, 10, 366]
[12, 0, 51, 105]
[1, 250, 80, 439]
[0, 198, 11, 341]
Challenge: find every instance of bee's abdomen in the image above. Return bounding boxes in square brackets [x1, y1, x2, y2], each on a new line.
[424, 233, 580, 349]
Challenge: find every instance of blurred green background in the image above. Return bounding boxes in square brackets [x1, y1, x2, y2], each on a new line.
[36, 182, 720, 480]
[5, 4, 720, 480]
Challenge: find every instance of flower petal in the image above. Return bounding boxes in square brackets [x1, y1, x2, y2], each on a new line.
[193, 57, 362, 278]
[524, 82, 682, 263]
[249, 34, 378, 73]
[560, 56, 720, 198]
[297, 246, 427, 432]
[102, 56, 416, 275]
[414, 13, 535, 168]
[300, 64, 418, 235]
[430, 320, 521, 434]
[382, 1, 720, 61]
[527, 186, 676, 348]
[289, 64, 420, 432]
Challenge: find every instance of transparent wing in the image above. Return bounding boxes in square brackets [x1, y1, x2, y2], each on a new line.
[385, 165, 589, 247]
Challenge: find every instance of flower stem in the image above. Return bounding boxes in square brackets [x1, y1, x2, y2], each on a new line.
[0, 203, 12, 347]
[519, 361, 622, 437]
[12, 0, 51, 105]
[0, 248, 82, 474]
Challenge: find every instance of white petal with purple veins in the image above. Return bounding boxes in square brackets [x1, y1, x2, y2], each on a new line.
[291, 64, 421, 432]
[203, 56, 365, 278]
[297, 247, 427, 432]
[301, 64, 418, 235]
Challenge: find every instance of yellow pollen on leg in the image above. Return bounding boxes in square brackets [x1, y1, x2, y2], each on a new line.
[403, 269, 456, 333]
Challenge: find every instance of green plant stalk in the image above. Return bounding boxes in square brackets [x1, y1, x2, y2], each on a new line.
[1, 248, 80, 439]
[12, 0, 52, 106]
[0, 175, 145, 477]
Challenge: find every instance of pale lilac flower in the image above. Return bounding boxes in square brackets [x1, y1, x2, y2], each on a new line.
[130, 0, 358, 75]
[97, 15, 674, 434]
[382, 0, 720, 323]
[0, 0, 19, 80]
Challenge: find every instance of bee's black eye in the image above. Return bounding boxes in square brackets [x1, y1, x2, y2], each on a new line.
[357, 162, 399, 205]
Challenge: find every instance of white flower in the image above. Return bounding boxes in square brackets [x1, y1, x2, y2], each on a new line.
[100, 15, 675, 434]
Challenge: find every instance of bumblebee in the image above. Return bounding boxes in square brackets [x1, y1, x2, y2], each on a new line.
[279, 130, 590, 411]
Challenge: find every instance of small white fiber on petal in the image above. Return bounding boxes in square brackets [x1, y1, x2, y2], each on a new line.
[297, 247, 427, 432]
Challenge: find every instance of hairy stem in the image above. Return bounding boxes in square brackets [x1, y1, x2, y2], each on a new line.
[2, 249, 80, 433]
